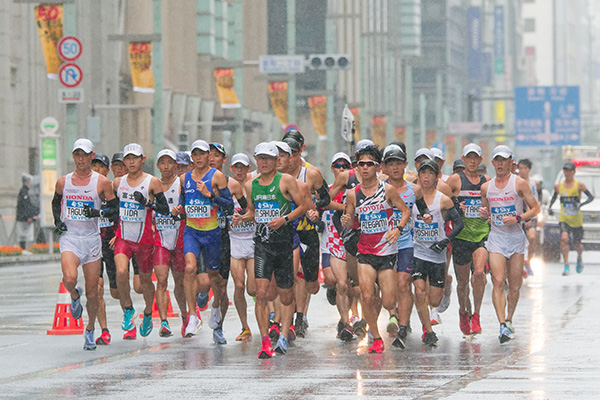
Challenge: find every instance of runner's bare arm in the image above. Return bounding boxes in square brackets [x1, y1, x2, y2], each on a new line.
[478, 182, 490, 219]
[512, 177, 539, 224]
[282, 174, 308, 222]
[329, 170, 349, 201]
[342, 190, 356, 228]
[384, 183, 410, 244]
[236, 180, 255, 224]
[413, 184, 432, 224]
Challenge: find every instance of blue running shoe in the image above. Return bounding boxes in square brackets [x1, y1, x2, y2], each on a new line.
[576, 259, 584, 274]
[213, 327, 227, 345]
[159, 321, 173, 337]
[562, 265, 570, 276]
[499, 324, 512, 344]
[274, 334, 288, 354]
[71, 286, 83, 320]
[83, 330, 96, 351]
[139, 313, 153, 337]
[121, 307, 136, 331]
[196, 291, 210, 310]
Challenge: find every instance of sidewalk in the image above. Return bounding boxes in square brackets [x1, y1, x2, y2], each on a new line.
[0, 253, 61, 266]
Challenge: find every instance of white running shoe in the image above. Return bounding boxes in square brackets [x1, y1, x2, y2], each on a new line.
[430, 307, 442, 325]
[437, 290, 451, 313]
[209, 305, 222, 329]
[185, 314, 201, 337]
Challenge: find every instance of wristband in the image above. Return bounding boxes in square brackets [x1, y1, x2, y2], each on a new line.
[515, 215, 522, 223]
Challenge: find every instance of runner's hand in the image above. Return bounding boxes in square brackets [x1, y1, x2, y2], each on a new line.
[82, 204, 101, 218]
[429, 238, 450, 254]
[422, 213, 433, 224]
[54, 221, 68, 236]
[132, 191, 148, 206]
[385, 227, 401, 244]
[268, 216, 286, 230]
[306, 209, 319, 222]
[478, 206, 489, 219]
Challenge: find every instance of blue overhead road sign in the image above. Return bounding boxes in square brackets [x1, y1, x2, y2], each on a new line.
[514, 86, 580, 146]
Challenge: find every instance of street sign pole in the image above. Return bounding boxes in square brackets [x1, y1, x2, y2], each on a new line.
[151, 0, 163, 175]
[63, 2, 78, 172]
[287, 0, 296, 126]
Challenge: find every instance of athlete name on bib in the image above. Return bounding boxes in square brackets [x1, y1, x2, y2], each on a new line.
[413, 221, 438, 242]
[392, 210, 412, 230]
[229, 217, 255, 233]
[464, 198, 482, 218]
[155, 213, 177, 230]
[491, 205, 517, 226]
[255, 201, 280, 224]
[120, 200, 145, 222]
[359, 211, 387, 234]
[185, 198, 211, 219]
[66, 199, 94, 221]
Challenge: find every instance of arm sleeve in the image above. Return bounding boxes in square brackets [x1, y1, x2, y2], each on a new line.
[51, 192, 63, 225]
[315, 181, 331, 209]
[237, 196, 248, 214]
[451, 196, 463, 216]
[332, 209, 344, 235]
[581, 189, 595, 207]
[103, 197, 119, 221]
[548, 191, 558, 209]
[214, 187, 234, 213]
[179, 190, 186, 208]
[414, 196, 431, 216]
[150, 192, 170, 216]
[446, 207, 464, 241]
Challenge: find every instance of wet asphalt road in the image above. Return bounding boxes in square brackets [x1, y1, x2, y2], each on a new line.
[0, 255, 599, 399]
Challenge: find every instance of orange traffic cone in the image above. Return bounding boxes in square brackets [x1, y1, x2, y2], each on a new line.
[47, 282, 85, 335]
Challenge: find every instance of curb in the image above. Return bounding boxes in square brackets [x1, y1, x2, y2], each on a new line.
[0, 254, 61, 266]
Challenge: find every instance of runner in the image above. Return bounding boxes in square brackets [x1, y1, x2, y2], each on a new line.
[547, 161, 594, 275]
[113, 143, 170, 339]
[176, 151, 193, 176]
[52, 139, 118, 350]
[227, 153, 256, 341]
[517, 159, 540, 277]
[431, 148, 449, 181]
[234, 142, 307, 358]
[446, 143, 490, 336]
[110, 152, 127, 179]
[452, 159, 466, 175]
[153, 149, 187, 338]
[342, 144, 411, 354]
[479, 145, 539, 343]
[173, 140, 233, 343]
[411, 159, 463, 346]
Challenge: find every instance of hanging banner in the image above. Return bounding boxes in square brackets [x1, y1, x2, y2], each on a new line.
[494, 100, 506, 141]
[394, 126, 406, 143]
[128, 42, 155, 93]
[426, 130, 437, 148]
[214, 68, 241, 109]
[349, 107, 361, 140]
[371, 115, 387, 148]
[308, 95, 327, 137]
[268, 81, 288, 126]
[35, 4, 64, 79]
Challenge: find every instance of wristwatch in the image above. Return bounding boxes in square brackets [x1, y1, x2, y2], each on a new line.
[284, 215, 290, 224]
[515, 215, 522, 223]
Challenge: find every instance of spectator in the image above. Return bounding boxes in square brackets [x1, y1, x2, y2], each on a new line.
[16, 173, 39, 252]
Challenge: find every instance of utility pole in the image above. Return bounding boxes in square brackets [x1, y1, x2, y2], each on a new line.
[63, 1, 77, 170]
[324, 1, 336, 174]
[151, 0, 163, 174]
[287, 0, 296, 126]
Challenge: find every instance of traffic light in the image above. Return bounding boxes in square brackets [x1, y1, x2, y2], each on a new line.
[307, 54, 351, 71]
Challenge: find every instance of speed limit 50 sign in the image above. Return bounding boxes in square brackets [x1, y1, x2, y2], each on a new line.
[58, 36, 82, 62]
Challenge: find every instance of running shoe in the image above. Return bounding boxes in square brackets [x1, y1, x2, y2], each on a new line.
[213, 327, 227, 345]
[121, 307, 136, 331]
[471, 312, 482, 334]
[499, 324, 513, 343]
[397, 325, 409, 341]
[562, 264, 570, 276]
[353, 319, 367, 338]
[437, 290, 451, 313]
[181, 315, 188, 338]
[336, 319, 344, 338]
[235, 328, 252, 341]
[139, 313, 153, 337]
[268, 322, 280, 342]
[505, 319, 514, 333]
[392, 333, 406, 349]
[96, 330, 111, 345]
[350, 315, 360, 326]
[185, 314, 201, 337]
[83, 330, 96, 351]
[159, 321, 173, 338]
[387, 315, 399, 336]
[339, 325, 356, 342]
[430, 307, 442, 325]
[258, 336, 274, 359]
[209, 305, 221, 329]
[274, 335, 288, 354]
[295, 318, 306, 338]
[524, 261, 534, 277]
[459, 311, 471, 336]
[288, 324, 297, 341]
[196, 291, 210, 311]
[576, 259, 584, 274]
[422, 331, 438, 346]
[71, 286, 83, 320]
[368, 338, 384, 354]
[123, 326, 137, 340]
[326, 285, 337, 306]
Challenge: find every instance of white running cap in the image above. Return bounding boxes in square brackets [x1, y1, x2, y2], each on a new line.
[231, 153, 250, 166]
[462, 143, 482, 157]
[492, 145, 512, 160]
[73, 138, 94, 154]
[331, 152, 352, 164]
[156, 149, 177, 161]
[190, 139, 210, 152]
[414, 148, 434, 161]
[123, 143, 144, 157]
[254, 142, 278, 158]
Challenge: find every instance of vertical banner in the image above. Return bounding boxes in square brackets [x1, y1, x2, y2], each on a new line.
[214, 68, 241, 109]
[371, 115, 387, 148]
[425, 130, 437, 148]
[307, 95, 327, 137]
[35, 4, 64, 79]
[349, 107, 361, 140]
[494, 100, 506, 141]
[494, 6, 505, 75]
[445, 135, 457, 165]
[268, 81, 289, 126]
[128, 42, 155, 93]
[394, 126, 406, 143]
[468, 7, 482, 81]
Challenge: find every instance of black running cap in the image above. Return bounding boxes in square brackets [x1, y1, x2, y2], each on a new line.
[418, 159, 439, 174]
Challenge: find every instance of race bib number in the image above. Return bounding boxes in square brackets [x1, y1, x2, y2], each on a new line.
[414, 221, 439, 242]
[491, 205, 517, 226]
[65, 199, 94, 221]
[392, 210, 412, 231]
[120, 201, 145, 222]
[359, 211, 387, 234]
[561, 200, 579, 216]
[255, 201, 280, 224]
[217, 210, 227, 229]
[98, 216, 113, 228]
[155, 212, 177, 230]
[464, 198, 482, 218]
[185, 198, 211, 219]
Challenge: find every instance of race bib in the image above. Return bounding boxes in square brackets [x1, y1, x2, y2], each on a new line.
[120, 200, 145, 222]
[562, 201, 579, 216]
[229, 216, 255, 233]
[217, 210, 227, 229]
[185, 198, 212, 219]
[65, 199, 94, 221]
[255, 201, 280, 224]
[413, 221, 439, 242]
[155, 212, 177, 230]
[392, 210, 412, 230]
[491, 205, 517, 226]
[98, 216, 113, 228]
[359, 211, 387, 234]
[464, 198, 482, 218]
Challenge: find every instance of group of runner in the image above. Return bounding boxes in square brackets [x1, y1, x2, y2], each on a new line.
[55, 131, 551, 357]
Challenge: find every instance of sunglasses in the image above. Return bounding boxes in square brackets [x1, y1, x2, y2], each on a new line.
[357, 160, 379, 168]
[332, 163, 351, 170]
